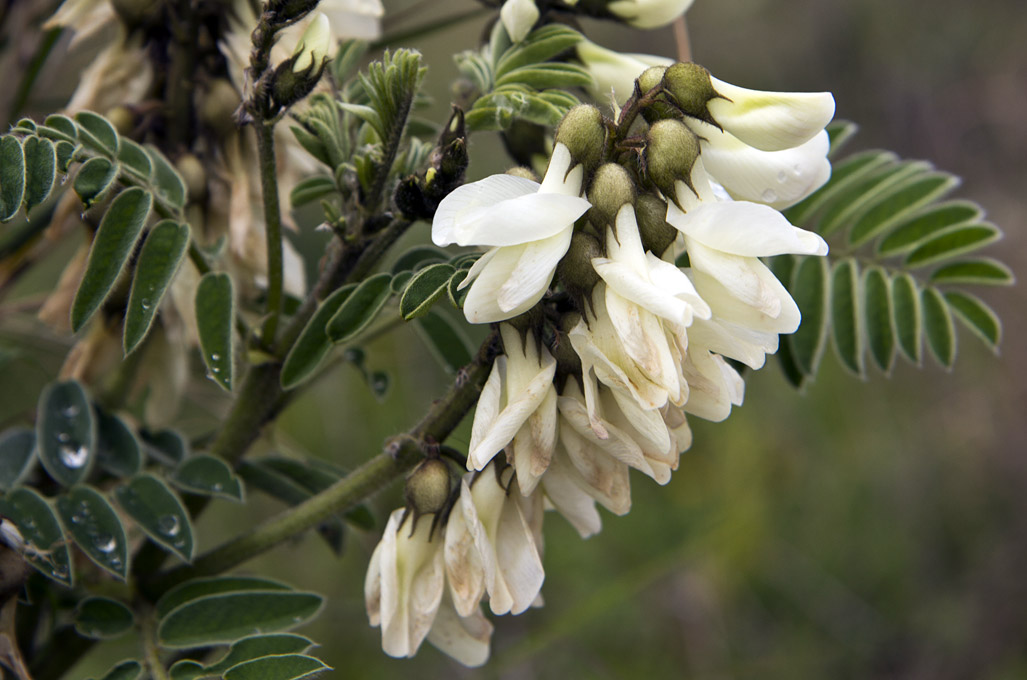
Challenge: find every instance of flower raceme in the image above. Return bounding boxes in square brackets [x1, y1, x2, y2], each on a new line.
[378, 58, 836, 666]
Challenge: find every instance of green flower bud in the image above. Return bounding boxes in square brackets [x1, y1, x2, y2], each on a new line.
[644, 119, 700, 202]
[661, 62, 719, 126]
[175, 153, 207, 204]
[588, 163, 636, 226]
[557, 231, 603, 314]
[555, 105, 607, 173]
[200, 79, 241, 137]
[635, 194, 677, 256]
[637, 66, 667, 95]
[404, 458, 453, 519]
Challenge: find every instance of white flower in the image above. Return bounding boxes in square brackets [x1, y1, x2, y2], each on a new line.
[365, 509, 445, 659]
[705, 76, 836, 152]
[500, 0, 540, 43]
[44, 0, 116, 47]
[468, 324, 557, 494]
[667, 197, 827, 336]
[444, 466, 545, 617]
[607, 0, 695, 29]
[679, 345, 744, 422]
[688, 122, 832, 210]
[425, 590, 493, 667]
[291, 12, 331, 73]
[576, 40, 673, 108]
[433, 143, 591, 323]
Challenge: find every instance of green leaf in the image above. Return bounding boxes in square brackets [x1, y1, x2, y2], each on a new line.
[495, 24, 583, 76]
[223, 655, 330, 680]
[863, 266, 895, 373]
[930, 258, 1015, 286]
[71, 187, 153, 331]
[203, 634, 313, 676]
[495, 63, 594, 90]
[290, 176, 337, 207]
[74, 596, 134, 639]
[123, 220, 191, 354]
[156, 576, 293, 620]
[921, 286, 956, 368]
[944, 290, 1001, 351]
[0, 427, 36, 490]
[171, 454, 244, 502]
[114, 474, 193, 561]
[390, 270, 412, 294]
[36, 379, 96, 486]
[415, 310, 474, 373]
[93, 660, 142, 680]
[400, 263, 455, 320]
[157, 591, 324, 649]
[75, 111, 120, 156]
[73, 156, 119, 208]
[825, 120, 858, 157]
[447, 269, 469, 308]
[819, 159, 928, 237]
[195, 272, 235, 391]
[56, 485, 129, 579]
[95, 409, 142, 477]
[15, 118, 36, 132]
[168, 661, 204, 680]
[56, 140, 78, 173]
[786, 256, 829, 376]
[0, 136, 26, 222]
[830, 259, 863, 376]
[0, 487, 73, 585]
[905, 224, 1002, 268]
[117, 139, 153, 179]
[280, 284, 356, 390]
[848, 171, 959, 246]
[891, 273, 922, 364]
[875, 200, 981, 256]
[325, 272, 392, 343]
[391, 245, 449, 274]
[146, 144, 187, 208]
[23, 136, 57, 213]
[42, 114, 79, 142]
[140, 428, 189, 466]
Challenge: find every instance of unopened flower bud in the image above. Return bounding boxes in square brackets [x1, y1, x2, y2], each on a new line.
[506, 166, 538, 182]
[644, 119, 700, 201]
[637, 66, 666, 95]
[557, 231, 603, 313]
[500, 0, 540, 43]
[555, 105, 607, 174]
[200, 79, 241, 137]
[635, 194, 677, 256]
[175, 153, 206, 204]
[661, 62, 718, 126]
[404, 458, 453, 519]
[588, 164, 636, 226]
[607, 0, 695, 29]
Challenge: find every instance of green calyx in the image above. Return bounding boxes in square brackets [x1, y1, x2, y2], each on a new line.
[635, 194, 678, 257]
[588, 164, 637, 226]
[404, 458, 453, 519]
[555, 105, 607, 173]
[644, 119, 701, 200]
[662, 62, 718, 126]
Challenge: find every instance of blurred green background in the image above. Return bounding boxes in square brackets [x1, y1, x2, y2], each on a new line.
[4, 0, 1027, 678]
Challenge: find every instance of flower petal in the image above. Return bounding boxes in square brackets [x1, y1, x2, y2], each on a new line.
[708, 76, 835, 151]
[426, 593, 493, 667]
[432, 174, 539, 245]
[669, 200, 828, 257]
[497, 228, 573, 312]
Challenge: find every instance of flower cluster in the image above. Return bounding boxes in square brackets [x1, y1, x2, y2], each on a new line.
[367, 59, 834, 664]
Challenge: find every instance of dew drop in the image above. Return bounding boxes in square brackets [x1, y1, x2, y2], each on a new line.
[52, 563, 69, 579]
[211, 482, 224, 493]
[93, 533, 116, 554]
[173, 537, 186, 549]
[140, 298, 152, 311]
[61, 404, 80, 417]
[59, 444, 89, 469]
[211, 366, 220, 374]
[761, 189, 778, 203]
[157, 514, 181, 537]
[210, 353, 220, 362]
[109, 556, 123, 570]
[777, 170, 787, 183]
[57, 432, 71, 443]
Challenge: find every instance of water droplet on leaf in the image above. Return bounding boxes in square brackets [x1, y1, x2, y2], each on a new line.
[157, 514, 181, 537]
[59, 444, 89, 468]
[93, 533, 116, 553]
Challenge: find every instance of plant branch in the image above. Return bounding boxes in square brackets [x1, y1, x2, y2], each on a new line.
[142, 330, 500, 599]
[256, 120, 285, 344]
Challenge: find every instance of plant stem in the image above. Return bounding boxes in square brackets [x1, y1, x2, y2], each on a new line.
[142, 330, 499, 599]
[164, 0, 199, 150]
[142, 610, 172, 680]
[7, 27, 61, 124]
[256, 120, 285, 344]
